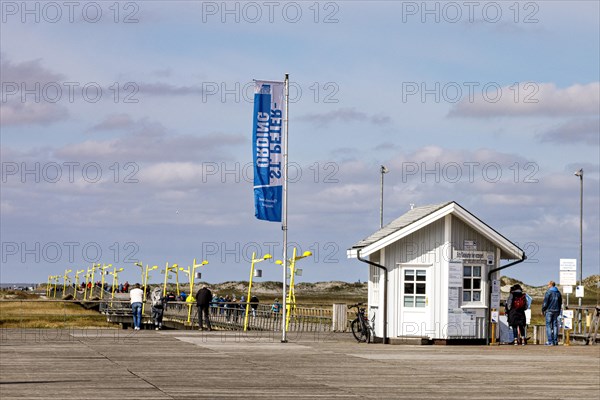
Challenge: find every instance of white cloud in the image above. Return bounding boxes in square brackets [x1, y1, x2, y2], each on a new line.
[538, 118, 600, 145]
[297, 107, 392, 127]
[0, 101, 68, 126]
[449, 82, 600, 118]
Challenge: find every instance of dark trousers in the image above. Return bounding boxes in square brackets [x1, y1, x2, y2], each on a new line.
[198, 304, 211, 330]
[512, 324, 526, 344]
[151, 307, 164, 326]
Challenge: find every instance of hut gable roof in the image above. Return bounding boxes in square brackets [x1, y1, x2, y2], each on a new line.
[347, 201, 524, 261]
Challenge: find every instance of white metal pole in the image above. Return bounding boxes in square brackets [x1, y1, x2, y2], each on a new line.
[281, 73, 289, 342]
[578, 169, 583, 333]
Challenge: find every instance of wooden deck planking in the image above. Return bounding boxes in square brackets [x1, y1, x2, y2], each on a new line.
[1, 329, 599, 399]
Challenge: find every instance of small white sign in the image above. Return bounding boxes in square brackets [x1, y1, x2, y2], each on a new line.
[492, 279, 500, 294]
[576, 285, 585, 298]
[453, 250, 491, 261]
[560, 270, 577, 286]
[491, 311, 499, 323]
[491, 293, 500, 309]
[448, 260, 463, 287]
[464, 240, 477, 251]
[562, 285, 573, 294]
[563, 310, 574, 319]
[564, 317, 573, 330]
[559, 258, 577, 271]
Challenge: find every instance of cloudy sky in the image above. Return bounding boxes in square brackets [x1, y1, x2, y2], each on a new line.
[1, 1, 598, 287]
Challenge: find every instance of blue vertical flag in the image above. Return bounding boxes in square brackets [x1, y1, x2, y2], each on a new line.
[252, 80, 284, 222]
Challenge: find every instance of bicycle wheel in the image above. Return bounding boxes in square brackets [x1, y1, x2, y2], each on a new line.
[351, 318, 368, 342]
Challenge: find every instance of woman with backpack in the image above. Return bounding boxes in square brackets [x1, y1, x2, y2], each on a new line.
[505, 284, 528, 345]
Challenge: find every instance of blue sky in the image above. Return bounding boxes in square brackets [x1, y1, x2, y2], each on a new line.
[1, 0, 599, 286]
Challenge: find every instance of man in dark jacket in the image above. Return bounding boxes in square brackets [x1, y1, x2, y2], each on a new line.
[196, 285, 213, 331]
[542, 281, 563, 345]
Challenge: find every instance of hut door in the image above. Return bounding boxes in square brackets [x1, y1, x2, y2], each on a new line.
[399, 266, 432, 337]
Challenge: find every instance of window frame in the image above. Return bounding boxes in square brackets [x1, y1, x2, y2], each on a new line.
[461, 263, 484, 306]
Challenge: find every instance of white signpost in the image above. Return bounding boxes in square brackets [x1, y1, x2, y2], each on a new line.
[563, 310, 574, 330]
[562, 285, 573, 294]
[559, 259, 577, 286]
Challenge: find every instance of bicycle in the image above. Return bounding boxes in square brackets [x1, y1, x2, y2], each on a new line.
[348, 303, 374, 343]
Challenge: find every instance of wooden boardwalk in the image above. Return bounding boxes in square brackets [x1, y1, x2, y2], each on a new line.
[1, 328, 599, 399]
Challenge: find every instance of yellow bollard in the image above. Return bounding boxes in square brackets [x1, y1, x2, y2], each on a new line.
[564, 329, 571, 346]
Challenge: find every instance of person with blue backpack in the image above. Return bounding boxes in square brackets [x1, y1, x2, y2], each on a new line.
[542, 281, 563, 346]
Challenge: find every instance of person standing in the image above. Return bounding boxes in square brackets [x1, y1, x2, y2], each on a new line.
[150, 286, 165, 330]
[196, 285, 213, 331]
[250, 295, 259, 318]
[542, 281, 563, 346]
[129, 283, 144, 331]
[271, 299, 281, 321]
[505, 284, 528, 345]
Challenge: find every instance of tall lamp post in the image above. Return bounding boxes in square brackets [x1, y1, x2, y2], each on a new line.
[243, 253, 271, 331]
[276, 249, 313, 332]
[99, 264, 112, 300]
[380, 165, 389, 229]
[574, 168, 583, 333]
[179, 259, 208, 323]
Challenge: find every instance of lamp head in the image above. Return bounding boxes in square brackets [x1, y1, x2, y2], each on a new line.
[117, 268, 124, 272]
[574, 169, 583, 177]
[275, 260, 283, 265]
[135, 262, 143, 267]
[302, 251, 313, 258]
[381, 165, 389, 174]
[201, 260, 209, 265]
[263, 254, 272, 260]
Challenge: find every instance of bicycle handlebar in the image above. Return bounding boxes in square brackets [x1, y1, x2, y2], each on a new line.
[347, 302, 364, 309]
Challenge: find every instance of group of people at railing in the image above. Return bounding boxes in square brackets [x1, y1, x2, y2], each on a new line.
[127, 283, 283, 331]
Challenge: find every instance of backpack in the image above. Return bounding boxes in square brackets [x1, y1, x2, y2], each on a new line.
[513, 294, 527, 310]
[151, 288, 163, 308]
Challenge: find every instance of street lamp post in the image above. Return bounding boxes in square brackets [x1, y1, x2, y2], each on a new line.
[74, 269, 85, 299]
[109, 267, 124, 300]
[99, 264, 112, 300]
[276, 249, 313, 332]
[162, 262, 181, 297]
[380, 165, 389, 229]
[53, 275, 60, 298]
[62, 269, 72, 295]
[179, 259, 208, 323]
[244, 253, 271, 331]
[46, 275, 52, 297]
[574, 168, 583, 333]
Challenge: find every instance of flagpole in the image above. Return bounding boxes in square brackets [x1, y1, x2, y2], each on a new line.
[281, 73, 289, 343]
